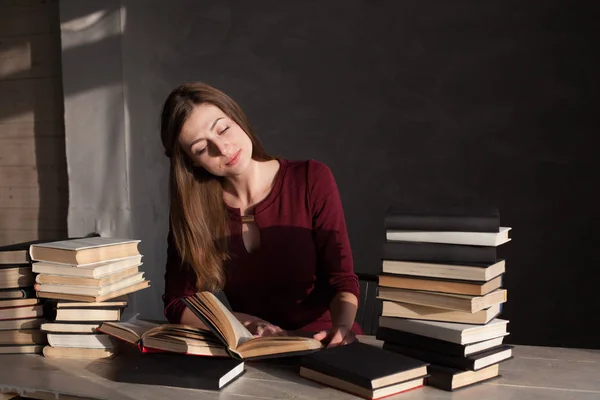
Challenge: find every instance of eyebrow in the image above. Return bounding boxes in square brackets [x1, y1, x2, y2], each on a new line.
[189, 117, 225, 149]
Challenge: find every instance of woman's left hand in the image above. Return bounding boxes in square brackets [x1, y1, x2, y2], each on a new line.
[313, 325, 356, 348]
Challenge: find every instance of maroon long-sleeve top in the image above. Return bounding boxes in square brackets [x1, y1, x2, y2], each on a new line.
[162, 159, 362, 334]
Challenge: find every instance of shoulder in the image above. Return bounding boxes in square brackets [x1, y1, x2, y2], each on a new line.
[279, 158, 337, 198]
[280, 158, 333, 183]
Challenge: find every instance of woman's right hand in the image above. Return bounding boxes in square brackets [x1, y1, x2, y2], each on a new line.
[241, 316, 287, 337]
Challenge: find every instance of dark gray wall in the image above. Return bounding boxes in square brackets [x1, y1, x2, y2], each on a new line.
[64, 0, 600, 348]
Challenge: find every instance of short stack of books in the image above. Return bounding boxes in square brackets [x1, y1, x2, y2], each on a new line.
[0, 241, 46, 354]
[28, 237, 151, 359]
[375, 205, 513, 391]
[40, 298, 128, 359]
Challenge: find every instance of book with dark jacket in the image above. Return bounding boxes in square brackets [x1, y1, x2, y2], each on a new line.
[383, 343, 513, 371]
[383, 241, 498, 264]
[300, 342, 428, 399]
[378, 317, 509, 345]
[384, 205, 500, 232]
[376, 327, 507, 357]
[114, 352, 245, 390]
[426, 363, 501, 391]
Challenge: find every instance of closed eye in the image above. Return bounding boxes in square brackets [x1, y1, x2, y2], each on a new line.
[219, 126, 230, 134]
[194, 147, 206, 156]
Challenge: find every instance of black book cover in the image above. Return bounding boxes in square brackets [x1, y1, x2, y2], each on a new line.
[301, 342, 428, 389]
[0, 287, 35, 299]
[114, 352, 245, 390]
[426, 364, 503, 391]
[383, 343, 513, 371]
[383, 241, 497, 264]
[384, 205, 500, 232]
[376, 327, 470, 357]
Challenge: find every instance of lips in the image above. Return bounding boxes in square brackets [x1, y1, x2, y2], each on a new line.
[225, 150, 241, 166]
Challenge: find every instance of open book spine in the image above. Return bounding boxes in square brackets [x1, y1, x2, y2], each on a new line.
[180, 297, 241, 360]
[138, 342, 166, 354]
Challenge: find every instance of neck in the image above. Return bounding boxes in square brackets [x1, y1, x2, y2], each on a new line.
[223, 159, 272, 206]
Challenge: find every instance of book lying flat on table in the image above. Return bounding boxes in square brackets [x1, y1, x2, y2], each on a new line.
[0, 287, 36, 300]
[381, 301, 501, 324]
[36, 279, 150, 303]
[29, 237, 141, 265]
[378, 288, 507, 313]
[378, 317, 509, 345]
[114, 352, 245, 390]
[0, 266, 34, 290]
[381, 259, 505, 282]
[383, 241, 498, 264]
[378, 274, 503, 296]
[385, 227, 511, 247]
[182, 291, 323, 359]
[32, 256, 143, 279]
[376, 327, 507, 357]
[427, 363, 501, 391]
[383, 343, 513, 371]
[384, 205, 500, 233]
[300, 342, 428, 400]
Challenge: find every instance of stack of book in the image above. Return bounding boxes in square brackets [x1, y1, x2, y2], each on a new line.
[40, 298, 128, 359]
[375, 205, 513, 391]
[0, 241, 46, 354]
[28, 237, 151, 359]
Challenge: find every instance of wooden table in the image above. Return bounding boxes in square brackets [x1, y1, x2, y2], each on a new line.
[0, 339, 599, 400]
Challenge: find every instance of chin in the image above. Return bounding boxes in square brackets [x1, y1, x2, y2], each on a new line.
[224, 153, 252, 176]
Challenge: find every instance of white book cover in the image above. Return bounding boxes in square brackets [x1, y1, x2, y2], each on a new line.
[32, 258, 142, 278]
[386, 227, 512, 246]
[47, 333, 115, 349]
[30, 237, 140, 251]
[31, 254, 143, 268]
[378, 317, 509, 344]
[37, 272, 145, 296]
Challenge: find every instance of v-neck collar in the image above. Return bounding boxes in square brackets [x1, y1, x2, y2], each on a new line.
[226, 158, 287, 221]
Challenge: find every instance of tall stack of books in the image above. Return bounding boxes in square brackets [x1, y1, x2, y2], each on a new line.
[375, 205, 513, 391]
[0, 241, 46, 354]
[29, 237, 150, 359]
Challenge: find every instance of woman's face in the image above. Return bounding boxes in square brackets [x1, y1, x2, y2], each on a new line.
[178, 103, 253, 177]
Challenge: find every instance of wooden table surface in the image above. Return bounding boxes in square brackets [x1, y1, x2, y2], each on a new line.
[0, 337, 599, 400]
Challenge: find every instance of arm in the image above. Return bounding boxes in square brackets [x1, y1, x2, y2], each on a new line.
[308, 162, 360, 345]
[330, 291, 359, 331]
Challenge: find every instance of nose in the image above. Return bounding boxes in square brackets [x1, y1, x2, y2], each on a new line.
[210, 136, 230, 156]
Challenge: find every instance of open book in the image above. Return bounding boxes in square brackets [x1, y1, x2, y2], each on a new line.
[181, 291, 323, 359]
[98, 316, 229, 357]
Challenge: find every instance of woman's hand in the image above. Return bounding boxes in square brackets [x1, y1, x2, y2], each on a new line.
[313, 324, 356, 348]
[242, 317, 288, 337]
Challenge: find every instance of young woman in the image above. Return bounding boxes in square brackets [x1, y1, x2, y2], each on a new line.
[160, 82, 361, 347]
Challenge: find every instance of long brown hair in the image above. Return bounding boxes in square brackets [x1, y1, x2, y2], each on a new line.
[160, 82, 272, 291]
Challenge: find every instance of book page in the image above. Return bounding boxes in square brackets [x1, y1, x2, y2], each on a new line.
[201, 292, 253, 348]
[114, 319, 160, 337]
